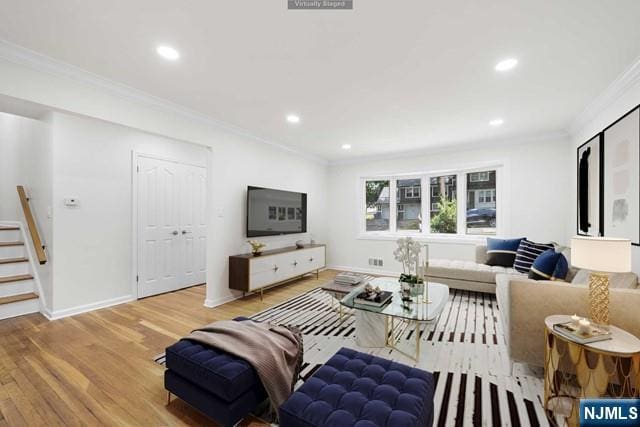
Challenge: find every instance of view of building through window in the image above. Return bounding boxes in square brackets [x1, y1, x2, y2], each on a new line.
[466, 170, 497, 234]
[396, 179, 421, 231]
[365, 180, 390, 231]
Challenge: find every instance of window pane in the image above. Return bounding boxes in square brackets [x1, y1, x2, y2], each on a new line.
[396, 179, 421, 231]
[430, 175, 457, 233]
[466, 170, 496, 235]
[365, 180, 390, 231]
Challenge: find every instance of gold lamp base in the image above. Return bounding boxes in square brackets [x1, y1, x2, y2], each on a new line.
[588, 272, 610, 327]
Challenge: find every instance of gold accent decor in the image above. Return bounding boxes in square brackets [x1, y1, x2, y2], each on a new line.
[544, 326, 640, 426]
[588, 272, 610, 326]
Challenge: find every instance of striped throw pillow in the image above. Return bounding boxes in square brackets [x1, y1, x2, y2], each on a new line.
[513, 239, 555, 273]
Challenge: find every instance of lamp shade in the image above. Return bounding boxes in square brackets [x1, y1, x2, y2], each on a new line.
[570, 236, 631, 273]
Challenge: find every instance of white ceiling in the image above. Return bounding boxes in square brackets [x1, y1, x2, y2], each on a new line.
[1, 0, 639, 161]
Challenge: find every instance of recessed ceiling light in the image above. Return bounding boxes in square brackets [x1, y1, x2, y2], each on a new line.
[341, 144, 352, 150]
[489, 118, 504, 127]
[495, 58, 518, 72]
[286, 114, 300, 124]
[156, 45, 180, 61]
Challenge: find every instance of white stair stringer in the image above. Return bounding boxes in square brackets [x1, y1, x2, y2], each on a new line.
[0, 221, 44, 320]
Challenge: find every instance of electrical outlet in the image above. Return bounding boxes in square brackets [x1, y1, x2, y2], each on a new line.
[369, 258, 384, 267]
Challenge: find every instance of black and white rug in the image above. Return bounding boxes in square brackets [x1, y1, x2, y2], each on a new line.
[156, 287, 549, 427]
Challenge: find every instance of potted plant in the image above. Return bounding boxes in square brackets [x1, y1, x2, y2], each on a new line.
[248, 240, 266, 256]
[393, 237, 427, 298]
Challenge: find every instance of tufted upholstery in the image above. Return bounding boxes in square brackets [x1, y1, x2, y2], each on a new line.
[428, 258, 521, 284]
[165, 339, 265, 403]
[279, 347, 434, 427]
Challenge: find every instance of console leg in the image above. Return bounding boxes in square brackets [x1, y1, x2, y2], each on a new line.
[167, 391, 171, 405]
[260, 288, 263, 301]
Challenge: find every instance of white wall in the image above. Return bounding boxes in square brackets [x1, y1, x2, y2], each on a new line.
[326, 136, 571, 274]
[570, 77, 640, 274]
[0, 53, 329, 316]
[0, 111, 53, 308]
[46, 111, 328, 315]
[49, 112, 210, 314]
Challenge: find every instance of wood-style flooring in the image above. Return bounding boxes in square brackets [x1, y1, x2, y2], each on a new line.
[0, 270, 338, 426]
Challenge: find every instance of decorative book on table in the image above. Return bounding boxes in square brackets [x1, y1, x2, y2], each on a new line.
[553, 321, 612, 344]
[334, 272, 364, 285]
[355, 291, 393, 308]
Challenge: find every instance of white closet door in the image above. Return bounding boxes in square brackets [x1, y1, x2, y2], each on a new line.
[137, 157, 208, 298]
[138, 156, 181, 298]
[180, 164, 207, 287]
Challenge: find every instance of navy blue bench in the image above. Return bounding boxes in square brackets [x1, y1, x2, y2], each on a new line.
[279, 347, 435, 427]
[164, 317, 267, 427]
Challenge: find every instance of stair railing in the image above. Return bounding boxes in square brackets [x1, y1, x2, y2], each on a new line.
[16, 186, 47, 265]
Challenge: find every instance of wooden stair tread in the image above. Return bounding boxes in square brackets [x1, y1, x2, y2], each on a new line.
[0, 241, 24, 247]
[0, 274, 33, 284]
[0, 292, 38, 305]
[0, 257, 29, 265]
[0, 226, 20, 231]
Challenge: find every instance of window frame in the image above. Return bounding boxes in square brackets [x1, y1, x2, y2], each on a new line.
[359, 164, 504, 240]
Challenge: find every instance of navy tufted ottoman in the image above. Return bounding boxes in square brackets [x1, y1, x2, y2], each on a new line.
[279, 347, 435, 427]
[164, 317, 267, 427]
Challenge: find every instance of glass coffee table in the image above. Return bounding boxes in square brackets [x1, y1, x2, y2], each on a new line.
[340, 277, 449, 361]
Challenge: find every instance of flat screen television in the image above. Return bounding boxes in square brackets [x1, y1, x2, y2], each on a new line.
[247, 186, 307, 237]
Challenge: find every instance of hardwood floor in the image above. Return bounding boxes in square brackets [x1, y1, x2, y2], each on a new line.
[0, 270, 338, 426]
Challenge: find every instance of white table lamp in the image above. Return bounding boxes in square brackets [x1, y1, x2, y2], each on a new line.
[570, 236, 631, 327]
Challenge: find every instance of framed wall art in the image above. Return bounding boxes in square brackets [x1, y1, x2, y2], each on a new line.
[576, 133, 603, 236]
[602, 106, 640, 246]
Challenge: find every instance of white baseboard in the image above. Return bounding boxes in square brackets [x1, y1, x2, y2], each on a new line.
[204, 294, 241, 308]
[47, 295, 135, 320]
[327, 264, 400, 278]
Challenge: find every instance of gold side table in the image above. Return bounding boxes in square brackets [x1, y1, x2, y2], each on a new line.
[543, 314, 640, 426]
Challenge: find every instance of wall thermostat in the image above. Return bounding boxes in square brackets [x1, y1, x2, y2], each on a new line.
[63, 198, 80, 208]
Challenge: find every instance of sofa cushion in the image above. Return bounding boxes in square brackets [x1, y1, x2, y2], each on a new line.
[513, 239, 555, 274]
[428, 259, 522, 284]
[528, 250, 568, 281]
[165, 339, 264, 403]
[279, 347, 434, 427]
[486, 237, 525, 267]
[571, 270, 639, 289]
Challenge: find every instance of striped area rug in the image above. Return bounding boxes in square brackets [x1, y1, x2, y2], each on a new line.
[157, 286, 549, 427]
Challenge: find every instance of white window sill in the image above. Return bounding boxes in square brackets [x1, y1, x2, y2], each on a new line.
[356, 233, 488, 245]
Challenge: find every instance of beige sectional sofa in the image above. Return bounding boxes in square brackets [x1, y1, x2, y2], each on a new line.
[497, 272, 639, 367]
[427, 244, 522, 294]
[427, 244, 640, 368]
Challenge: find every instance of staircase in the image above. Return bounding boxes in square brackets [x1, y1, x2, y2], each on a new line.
[0, 224, 40, 320]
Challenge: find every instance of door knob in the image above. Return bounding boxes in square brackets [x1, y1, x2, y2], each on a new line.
[171, 230, 179, 236]
[181, 230, 192, 235]
[273, 265, 279, 272]
[292, 261, 298, 266]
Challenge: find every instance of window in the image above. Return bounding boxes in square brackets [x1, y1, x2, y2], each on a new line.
[469, 171, 489, 182]
[287, 207, 295, 220]
[396, 178, 421, 231]
[268, 206, 277, 220]
[278, 207, 286, 221]
[466, 170, 496, 235]
[365, 180, 390, 231]
[430, 175, 457, 234]
[362, 166, 500, 237]
[405, 186, 420, 198]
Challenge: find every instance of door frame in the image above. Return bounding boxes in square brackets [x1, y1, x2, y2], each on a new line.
[130, 151, 210, 299]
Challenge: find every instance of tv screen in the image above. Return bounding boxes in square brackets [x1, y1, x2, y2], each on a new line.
[247, 186, 307, 237]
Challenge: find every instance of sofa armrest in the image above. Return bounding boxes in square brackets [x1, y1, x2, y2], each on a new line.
[475, 245, 488, 264]
[508, 279, 640, 367]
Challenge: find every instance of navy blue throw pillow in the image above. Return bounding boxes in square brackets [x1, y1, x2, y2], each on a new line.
[528, 250, 561, 280]
[514, 239, 556, 274]
[551, 253, 569, 281]
[485, 237, 525, 267]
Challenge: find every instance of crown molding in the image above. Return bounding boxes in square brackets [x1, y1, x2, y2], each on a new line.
[567, 54, 640, 137]
[0, 39, 328, 165]
[328, 130, 569, 166]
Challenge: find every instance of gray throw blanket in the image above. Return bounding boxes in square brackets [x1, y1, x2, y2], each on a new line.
[185, 320, 303, 415]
